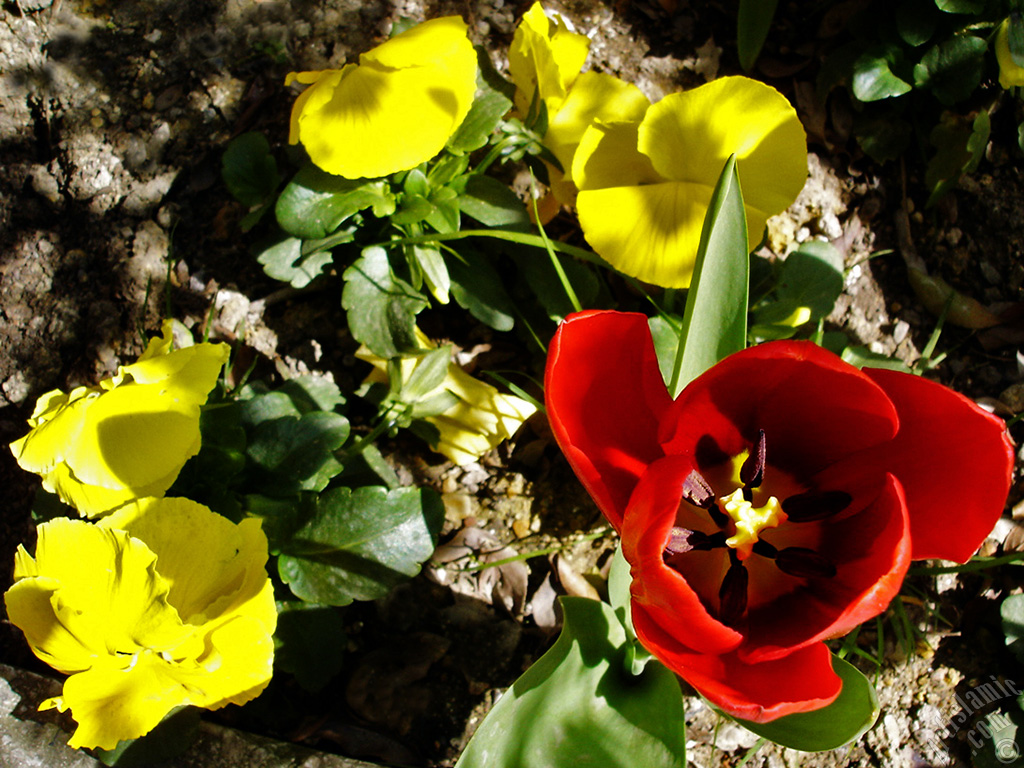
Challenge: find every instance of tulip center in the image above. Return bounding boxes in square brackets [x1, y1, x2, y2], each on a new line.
[720, 488, 784, 560]
[664, 428, 851, 627]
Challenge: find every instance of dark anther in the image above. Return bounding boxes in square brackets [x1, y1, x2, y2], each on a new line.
[740, 429, 766, 489]
[664, 528, 727, 556]
[775, 547, 837, 579]
[682, 469, 716, 509]
[781, 490, 853, 523]
[752, 539, 778, 559]
[718, 550, 748, 625]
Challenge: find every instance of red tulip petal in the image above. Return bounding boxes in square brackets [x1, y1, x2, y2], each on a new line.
[741, 473, 910, 662]
[633, 606, 841, 723]
[545, 311, 673, 529]
[623, 455, 744, 655]
[863, 368, 1014, 563]
[662, 341, 899, 478]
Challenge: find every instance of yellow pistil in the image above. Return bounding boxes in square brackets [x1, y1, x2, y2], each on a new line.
[721, 489, 785, 561]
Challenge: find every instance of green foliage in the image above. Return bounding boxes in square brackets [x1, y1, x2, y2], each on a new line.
[729, 655, 879, 751]
[276, 165, 396, 240]
[669, 155, 749, 396]
[274, 601, 347, 691]
[222, 133, 282, 230]
[752, 241, 845, 340]
[277, 485, 444, 606]
[737, 0, 779, 72]
[94, 707, 200, 766]
[342, 246, 429, 358]
[455, 598, 688, 768]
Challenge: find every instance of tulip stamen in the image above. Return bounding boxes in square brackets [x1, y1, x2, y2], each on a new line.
[781, 489, 853, 523]
[718, 549, 748, 625]
[664, 527, 727, 557]
[740, 429, 766, 492]
[682, 469, 730, 528]
[775, 546, 837, 579]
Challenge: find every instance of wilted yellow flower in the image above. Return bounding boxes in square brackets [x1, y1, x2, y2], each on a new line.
[356, 332, 536, 465]
[508, 3, 649, 204]
[4, 498, 276, 750]
[288, 16, 478, 179]
[996, 19, 1024, 89]
[574, 76, 807, 288]
[10, 321, 228, 518]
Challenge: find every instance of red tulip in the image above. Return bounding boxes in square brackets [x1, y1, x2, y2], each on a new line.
[545, 310, 1014, 722]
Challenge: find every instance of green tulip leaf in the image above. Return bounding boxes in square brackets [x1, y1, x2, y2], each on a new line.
[913, 35, 986, 106]
[455, 597, 687, 768]
[342, 246, 429, 358]
[222, 132, 280, 208]
[274, 601, 347, 692]
[729, 654, 879, 752]
[852, 45, 912, 102]
[737, 0, 779, 72]
[670, 154, 749, 396]
[648, 314, 682, 388]
[276, 165, 395, 239]
[278, 485, 444, 605]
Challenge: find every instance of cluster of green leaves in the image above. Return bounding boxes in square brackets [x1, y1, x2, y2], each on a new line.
[817, 0, 1010, 204]
[169, 375, 443, 691]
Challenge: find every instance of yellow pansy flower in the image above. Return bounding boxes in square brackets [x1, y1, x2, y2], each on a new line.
[10, 321, 228, 518]
[356, 331, 536, 466]
[4, 498, 276, 750]
[574, 76, 807, 288]
[287, 16, 478, 179]
[508, 3, 649, 204]
[996, 18, 1024, 89]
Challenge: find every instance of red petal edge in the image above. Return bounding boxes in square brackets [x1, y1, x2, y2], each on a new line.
[633, 605, 842, 723]
[863, 368, 1015, 563]
[544, 311, 673, 529]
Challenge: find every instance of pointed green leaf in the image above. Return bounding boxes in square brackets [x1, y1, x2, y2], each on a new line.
[455, 597, 687, 768]
[669, 155, 749, 396]
[728, 654, 879, 752]
[852, 45, 912, 102]
[447, 248, 516, 331]
[342, 246, 428, 358]
[456, 174, 531, 230]
[737, 0, 779, 72]
[278, 486, 444, 605]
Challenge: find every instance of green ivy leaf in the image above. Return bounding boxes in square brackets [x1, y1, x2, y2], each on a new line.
[896, 0, 937, 46]
[342, 246, 429, 358]
[670, 155, 749, 396]
[447, 247, 516, 332]
[456, 598, 686, 768]
[852, 45, 913, 102]
[276, 165, 395, 239]
[278, 486, 444, 605]
[737, 0, 779, 72]
[222, 132, 281, 208]
[728, 654, 879, 751]
[274, 601, 347, 692]
[913, 35, 986, 105]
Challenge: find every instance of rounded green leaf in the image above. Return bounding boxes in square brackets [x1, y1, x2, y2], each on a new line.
[278, 486, 444, 605]
[222, 132, 280, 208]
[728, 654, 879, 752]
[912, 35, 986, 106]
[456, 597, 687, 768]
[852, 46, 912, 102]
[276, 165, 395, 239]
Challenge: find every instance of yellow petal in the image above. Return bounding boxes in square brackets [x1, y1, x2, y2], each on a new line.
[62, 384, 200, 491]
[572, 120, 661, 191]
[123, 337, 229, 394]
[4, 519, 189, 675]
[294, 17, 477, 178]
[577, 181, 718, 288]
[638, 76, 806, 219]
[101, 498, 276, 633]
[997, 19, 1024, 89]
[508, 2, 589, 117]
[546, 71, 649, 196]
[10, 391, 92, 476]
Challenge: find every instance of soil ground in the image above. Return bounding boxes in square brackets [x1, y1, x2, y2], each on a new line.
[3, 1, 1024, 767]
